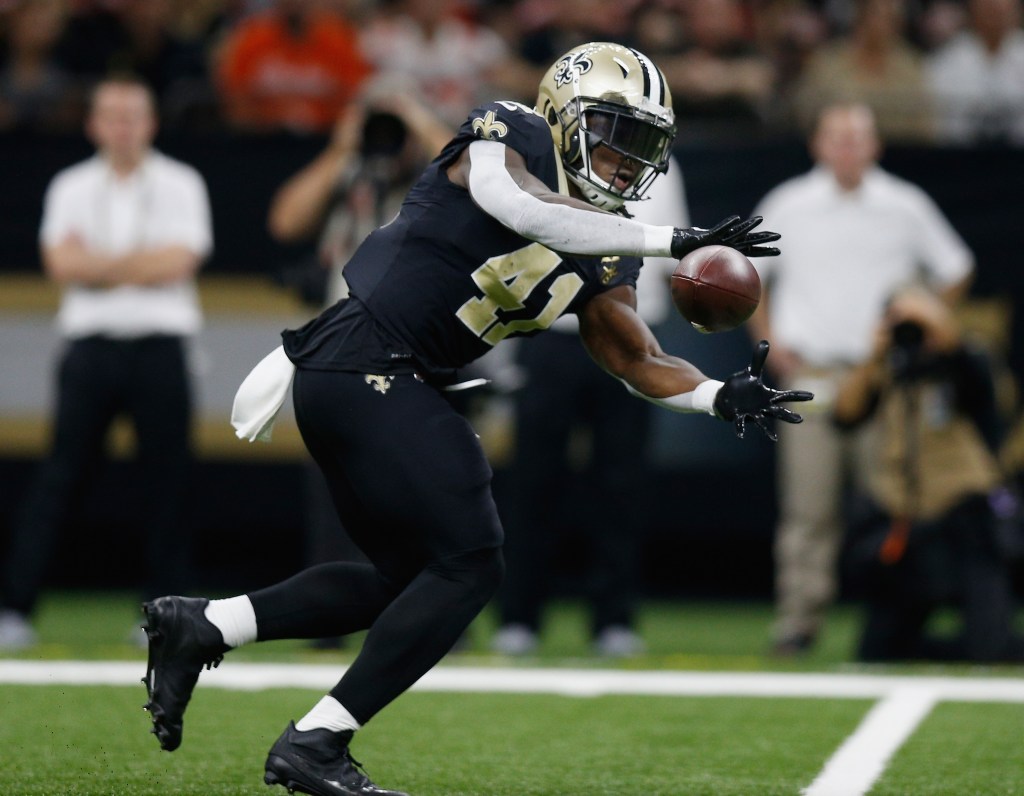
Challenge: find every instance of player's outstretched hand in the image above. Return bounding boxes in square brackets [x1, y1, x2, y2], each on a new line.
[713, 340, 814, 441]
[671, 215, 781, 259]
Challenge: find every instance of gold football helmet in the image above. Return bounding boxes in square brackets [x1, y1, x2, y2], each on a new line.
[536, 42, 676, 211]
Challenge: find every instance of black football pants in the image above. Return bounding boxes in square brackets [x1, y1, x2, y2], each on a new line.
[1, 335, 193, 615]
[248, 369, 504, 724]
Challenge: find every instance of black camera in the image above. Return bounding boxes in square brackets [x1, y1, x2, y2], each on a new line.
[360, 111, 408, 158]
[889, 320, 927, 380]
[891, 320, 925, 353]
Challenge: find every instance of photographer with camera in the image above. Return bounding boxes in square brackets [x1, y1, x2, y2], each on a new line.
[269, 83, 452, 305]
[834, 285, 1024, 663]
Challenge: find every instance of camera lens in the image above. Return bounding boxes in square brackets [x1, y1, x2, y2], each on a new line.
[891, 320, 924, 350]
[361, 112, 408, 158]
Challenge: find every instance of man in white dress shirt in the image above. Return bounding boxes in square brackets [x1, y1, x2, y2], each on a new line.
[747, 102, 973, 655]
[0, 77, 213, 649]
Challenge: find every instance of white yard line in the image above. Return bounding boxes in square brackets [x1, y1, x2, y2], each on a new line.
[1, 661, 1024, 702]
[3, 661, 1021, 796]
[802, 687, 938, 796]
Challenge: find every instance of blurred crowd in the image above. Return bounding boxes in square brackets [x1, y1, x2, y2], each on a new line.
[1, 0, 1023, 144]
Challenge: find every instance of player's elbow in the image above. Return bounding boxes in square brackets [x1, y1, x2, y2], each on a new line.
[507, 195, 565, 243]
[469, 181, 534, 238]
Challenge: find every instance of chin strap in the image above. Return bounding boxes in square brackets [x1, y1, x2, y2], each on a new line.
[567, 170, 624, 213]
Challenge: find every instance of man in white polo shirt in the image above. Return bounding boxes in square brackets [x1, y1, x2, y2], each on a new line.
[747, 102, 973, 656]
[0, 76, 212, 650]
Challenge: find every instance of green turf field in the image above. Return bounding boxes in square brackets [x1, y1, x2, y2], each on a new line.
[2, 592, 1023, 795]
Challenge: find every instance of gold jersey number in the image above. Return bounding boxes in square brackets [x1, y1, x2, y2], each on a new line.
[456, 242, 584, 346]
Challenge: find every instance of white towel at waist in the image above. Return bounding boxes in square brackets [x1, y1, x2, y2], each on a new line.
[231, 345, 296, 442]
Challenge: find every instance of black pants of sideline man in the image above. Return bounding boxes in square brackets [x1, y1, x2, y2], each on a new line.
[1, 335, 193, 616]
[498, 330, 650, 638]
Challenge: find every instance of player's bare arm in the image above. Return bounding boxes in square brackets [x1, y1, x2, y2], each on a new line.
[578, 285, 708, 398]
[580, 285, 813, 439]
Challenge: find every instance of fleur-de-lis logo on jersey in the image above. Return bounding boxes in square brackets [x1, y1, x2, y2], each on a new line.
[553, 51, 594, 87]
[364, 374, 394, 395]
[600, 256, 620, 285]
[471, 110, 508, 140]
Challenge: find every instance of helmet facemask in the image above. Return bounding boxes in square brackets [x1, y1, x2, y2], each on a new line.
[561, 97, 675, 211]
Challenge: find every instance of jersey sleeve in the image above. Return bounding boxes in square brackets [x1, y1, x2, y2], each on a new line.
[563, 254, 643, 317]
[602, 255, 642, 291]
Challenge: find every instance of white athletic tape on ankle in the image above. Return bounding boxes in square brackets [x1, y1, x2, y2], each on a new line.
[204, 595, 257, 648]
[295, 695, 362, 733]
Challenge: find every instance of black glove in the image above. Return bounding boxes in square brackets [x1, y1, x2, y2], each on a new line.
[713, 340, 814, 441]
[671, 215, 781, 259]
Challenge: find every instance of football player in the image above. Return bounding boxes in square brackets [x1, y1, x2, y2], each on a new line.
[141, 42, 812, 796]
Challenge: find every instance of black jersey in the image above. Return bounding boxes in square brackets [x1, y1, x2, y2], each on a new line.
[283, 100, 642, 381]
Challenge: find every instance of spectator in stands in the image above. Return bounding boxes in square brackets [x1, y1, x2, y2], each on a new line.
[926, 0, 1024, 145]
[114, 0, 220, 128]
[478, 0, 639, 106]
[268, 83, 452, 303]
[914, 0, 967, 51]
[630, 2, 685, 54]
[0, 0, 80, 132]
[837, 286, 1024, 663]
[750, 0, 829, 119]
[656, 0, 775, 139]
[358, 0, 510, 128]
[57, 0, 214, 127]
[215, 0, 372, 133]
[492, 154, 690, 658]
[747, 102, 973, 656]
[0, 76, 212, 651]
[790, 0, 936, 143]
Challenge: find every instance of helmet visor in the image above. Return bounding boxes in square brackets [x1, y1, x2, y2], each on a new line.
[582, 105, 674, 173]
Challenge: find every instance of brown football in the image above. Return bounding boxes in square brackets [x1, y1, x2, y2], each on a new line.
[670, 245, 761, 333]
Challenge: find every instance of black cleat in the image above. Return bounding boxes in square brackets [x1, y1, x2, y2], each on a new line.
[264, 721, 409, 796]
[141, 596, 229, 752]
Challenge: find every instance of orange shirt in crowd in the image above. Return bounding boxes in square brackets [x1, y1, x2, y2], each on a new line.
[217, 11, 373, 132]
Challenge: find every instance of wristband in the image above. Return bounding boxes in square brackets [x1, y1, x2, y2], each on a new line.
[621, 378, 723, 415]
